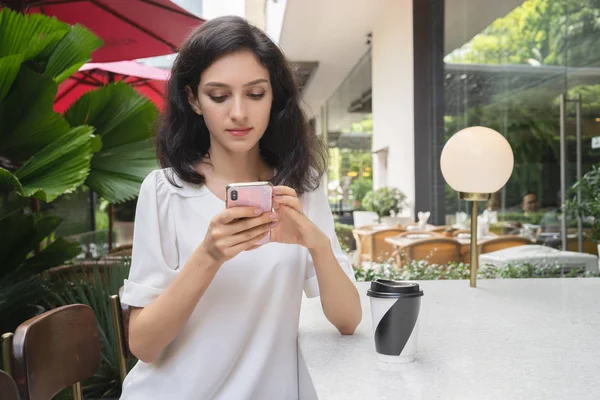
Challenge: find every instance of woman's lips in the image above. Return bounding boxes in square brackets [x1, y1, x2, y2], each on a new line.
[227, 128, 252, 137]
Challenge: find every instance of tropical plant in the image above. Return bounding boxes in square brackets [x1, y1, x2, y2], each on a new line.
[563, 164, 600, 241]
[0, 8, 101, 330]
[0, 8, 158, 333]
[49, 261, 135, 400]
[362, 187, 407, 220]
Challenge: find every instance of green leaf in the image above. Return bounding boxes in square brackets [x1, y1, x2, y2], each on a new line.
[18, 237, 82, 276]
[0, 66, 71, 161]
[88, 140, 159, 203]
[66, 82, 159, 148]
[45, 24, 103, 83]
[65, 83, 159, 203]
[15, 125, 94, 202]
[0, 53, 24, 103]
[0, 167, 23, 194]
[0, 8, 68, 59]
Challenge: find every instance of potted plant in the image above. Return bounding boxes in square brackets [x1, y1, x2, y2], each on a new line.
[563, 164, 600, 262]
[361, 186, 407, 226]
[349, 178, 372, 210]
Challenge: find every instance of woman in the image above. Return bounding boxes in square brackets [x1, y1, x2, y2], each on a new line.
[119, 15, 361, 400]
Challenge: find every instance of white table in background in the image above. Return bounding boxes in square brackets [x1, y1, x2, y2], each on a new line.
[299, 279, 600, 400]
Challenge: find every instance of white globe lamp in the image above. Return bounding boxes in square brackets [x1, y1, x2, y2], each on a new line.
[440, 126, 514, 287]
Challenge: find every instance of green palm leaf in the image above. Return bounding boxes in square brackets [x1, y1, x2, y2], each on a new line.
[87, 139, 159, 203]
[0, 53, 23, 103]
[0, 66, 70, 161]
[45, 24, 103, 83]
[15, 125, 95, 202]
[0, 9, 68, 59]
[0, 167, 23, 194]
[0, 212, 79, 279]
[65, 83, 159, 203]
[18, 237, 82, 276]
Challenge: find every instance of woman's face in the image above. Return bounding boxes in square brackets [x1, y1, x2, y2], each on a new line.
[189, 50, 273, 154]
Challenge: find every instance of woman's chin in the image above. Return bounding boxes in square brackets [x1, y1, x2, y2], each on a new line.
[224, 140, 261, 154]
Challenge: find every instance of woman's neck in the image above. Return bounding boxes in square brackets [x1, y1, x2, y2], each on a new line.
[198, 144, 272, 184]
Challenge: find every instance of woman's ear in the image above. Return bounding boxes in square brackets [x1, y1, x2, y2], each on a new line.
[186, 86, 203, 115]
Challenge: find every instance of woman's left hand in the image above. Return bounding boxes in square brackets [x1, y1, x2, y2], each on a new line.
[269, 186, 327, 249]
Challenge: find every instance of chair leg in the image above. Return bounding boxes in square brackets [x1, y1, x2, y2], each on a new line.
[72, 382, 83, 400]
[1, 333, 13, 377]
[110, 295, 128, 384]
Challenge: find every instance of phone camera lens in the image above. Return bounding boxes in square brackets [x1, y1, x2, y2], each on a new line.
[231, 190, 238, 201]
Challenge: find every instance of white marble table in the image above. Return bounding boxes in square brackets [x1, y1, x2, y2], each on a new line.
[299, 279, 600, 400]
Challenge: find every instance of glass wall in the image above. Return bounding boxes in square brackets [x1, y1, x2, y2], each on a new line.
[443, 0, 600, 251]
[325, 50, 373, 213]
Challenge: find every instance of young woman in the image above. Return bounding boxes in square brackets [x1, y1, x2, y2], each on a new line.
[119, 15, 361, 400]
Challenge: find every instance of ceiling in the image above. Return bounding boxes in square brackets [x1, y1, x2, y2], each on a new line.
[279, 0, 526, 116]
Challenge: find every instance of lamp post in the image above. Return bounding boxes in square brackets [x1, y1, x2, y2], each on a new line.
[440, 126, 514, 288]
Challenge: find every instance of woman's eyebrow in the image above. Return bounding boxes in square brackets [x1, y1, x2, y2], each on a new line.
[203, 78, 269, 88]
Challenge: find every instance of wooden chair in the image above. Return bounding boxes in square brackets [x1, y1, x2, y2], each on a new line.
[3, 304, 100, 400]
[107, 244, 133, 257]
[566, 230, 599, 255]
[0, 369, 19, 400]
[452, 229, 471, 237]
[109, 287, 132, 385]
[353, 228, 405, 265]
[396, 231, 443, 238]
[479, 235, 532, 254]
[396, 238, 462, 266]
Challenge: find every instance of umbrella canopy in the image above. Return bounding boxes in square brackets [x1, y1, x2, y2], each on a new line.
[54, 61, 170, 112]
[1, 0, 204, 62]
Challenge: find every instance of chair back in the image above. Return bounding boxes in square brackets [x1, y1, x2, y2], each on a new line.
[400, 238, 462, 265]
[480, 236, 532, 254]
[11, 304, 101, 400]
[371, 228, 406, 262]
[0, 369, 19, 400]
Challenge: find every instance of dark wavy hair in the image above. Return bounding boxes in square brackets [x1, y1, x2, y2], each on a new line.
[156, 16, 327, 196]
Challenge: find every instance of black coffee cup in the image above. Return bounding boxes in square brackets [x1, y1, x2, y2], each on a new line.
[366, 279, 424, 363]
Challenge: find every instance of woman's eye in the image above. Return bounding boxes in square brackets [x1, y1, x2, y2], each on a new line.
[209, 95, 228, 103]
[248, 93, 265, 100]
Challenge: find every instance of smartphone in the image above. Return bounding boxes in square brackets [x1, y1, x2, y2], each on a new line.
[225, 181, 273, 245]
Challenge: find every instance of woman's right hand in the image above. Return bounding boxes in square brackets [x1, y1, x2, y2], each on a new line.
[198, 207, 278, 265]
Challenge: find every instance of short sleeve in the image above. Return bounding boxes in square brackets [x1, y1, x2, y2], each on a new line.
[121, 170, 179, 308]
[303, 184, 356, 298]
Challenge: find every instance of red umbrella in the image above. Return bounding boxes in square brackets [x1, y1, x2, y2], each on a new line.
[54, 60, 170, 113]
[1, 0, 204, 62]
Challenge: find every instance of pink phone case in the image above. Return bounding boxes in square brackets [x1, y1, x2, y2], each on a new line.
[226, 182, 273, 245]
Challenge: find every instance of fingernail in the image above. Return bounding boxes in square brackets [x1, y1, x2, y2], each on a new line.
[270, 212, 279, 220]
[254, 208, 263, 215]
[270, 221, 278, 228]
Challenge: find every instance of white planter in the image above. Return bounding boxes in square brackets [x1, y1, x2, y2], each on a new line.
[380, 216, 399, 227]
[353, 211, 378, 228]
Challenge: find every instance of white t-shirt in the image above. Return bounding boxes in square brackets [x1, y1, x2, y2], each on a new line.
[119, 169, 355, 400]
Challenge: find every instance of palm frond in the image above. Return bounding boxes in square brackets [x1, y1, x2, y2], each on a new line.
[45, 24, 103, 83]
[0, 9, 68, 59]
[65, 83, 159, 203]
[0, 53, 23, 103]
[0, 66, 71, 160]
[15, 125, 95, 202]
